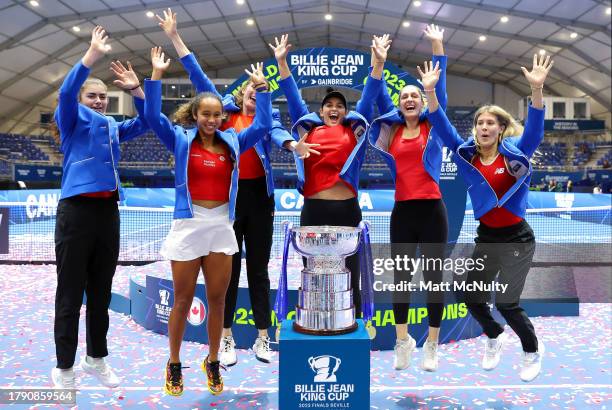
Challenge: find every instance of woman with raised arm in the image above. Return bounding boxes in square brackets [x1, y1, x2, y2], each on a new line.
[51, 26, 148, 389]
[368, 26, 448, 372]
[156, 9, 311, 367]
[269, 33, 386, 318]
[143, 47, 272, 396]
[421, 54, 553, 382]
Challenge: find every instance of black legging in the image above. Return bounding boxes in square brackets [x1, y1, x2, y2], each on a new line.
[224, 177, 274, 330]
[390, 199, 448, 327]
[465, 220, 538, 353]
[54, 195, 120, 369]
[300, 197, 363, 317]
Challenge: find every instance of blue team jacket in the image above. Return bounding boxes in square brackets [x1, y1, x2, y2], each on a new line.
[427, 105, 545, 219]
[180, 53, 292, 196]
[143, 79, 272, 220]
[55, 60, 149, 201]
[278, 72, 383, 194]
[368, 55, 448, 185]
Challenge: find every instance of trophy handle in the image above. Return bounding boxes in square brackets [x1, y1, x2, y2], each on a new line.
[333, 357, 341, 373]
[308, 356, 315, 370]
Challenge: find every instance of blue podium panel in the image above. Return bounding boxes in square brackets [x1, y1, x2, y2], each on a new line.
[279, 319, 370, 409]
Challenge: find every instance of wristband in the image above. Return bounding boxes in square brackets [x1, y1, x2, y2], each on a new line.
[128, 84, 141, 91]
[254, 82, 268, 90]
[423, 89, 435, 92]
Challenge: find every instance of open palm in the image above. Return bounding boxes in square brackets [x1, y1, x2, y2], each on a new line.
[521, 54, 553, 88]
[110, 61, 139, 90]
[151, 47, 171, 71]
[269, 34, 291, 61]
[417, 61, 440, 90]
[156, 8, 177, 37]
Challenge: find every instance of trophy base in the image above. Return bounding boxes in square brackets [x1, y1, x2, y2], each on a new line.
[293, 321, 358, 336]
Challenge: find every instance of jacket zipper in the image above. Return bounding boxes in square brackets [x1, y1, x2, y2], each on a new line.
[497, 139, 531, 206]
[458, 146, 497, 206]
[107, 119, 119, 192]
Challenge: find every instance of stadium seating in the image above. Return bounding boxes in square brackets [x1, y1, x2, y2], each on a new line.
[0, 133, 49, 162]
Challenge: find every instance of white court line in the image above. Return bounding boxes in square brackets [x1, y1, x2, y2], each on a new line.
[2, 384, 610, 392]
[0, 386, 277, 392]
[369, 384, 612, 392]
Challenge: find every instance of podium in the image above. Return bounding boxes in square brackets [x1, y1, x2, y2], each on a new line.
[279, 319, 370, 409]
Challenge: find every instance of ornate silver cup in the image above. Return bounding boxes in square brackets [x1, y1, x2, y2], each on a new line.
[290, 225, 362, 335]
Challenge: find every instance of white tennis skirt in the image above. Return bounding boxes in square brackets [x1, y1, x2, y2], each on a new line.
[160, 204, 238, 261]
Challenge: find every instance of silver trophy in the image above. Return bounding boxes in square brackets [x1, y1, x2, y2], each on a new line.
[291, 225, 362, 335]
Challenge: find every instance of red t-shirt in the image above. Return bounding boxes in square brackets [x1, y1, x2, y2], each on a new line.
[303, 124, 357, 197]
[187, 141, 232, 202]
[221, 113, 265, 179]
[389, 122, 441, 201]
[80, 190, 116, 199]
[472, 154, 523, 228]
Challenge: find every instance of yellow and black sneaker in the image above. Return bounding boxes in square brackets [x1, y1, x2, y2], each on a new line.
[202, 356, 226, 395]
[164, 361, 185, 396]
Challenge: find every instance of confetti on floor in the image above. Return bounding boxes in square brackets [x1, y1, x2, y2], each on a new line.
[0, 264, 610, 409]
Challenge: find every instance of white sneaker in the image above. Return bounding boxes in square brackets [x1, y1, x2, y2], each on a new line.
[520, 341, 545, 382]
[482, 332, 508, 370]
[80, 356, 120, 388]
[421, 340, 439, 372]
[51, 367, 75, 389]
[219, 335, 237, 367]
[252, 336, 272, 363]
[393, 335, 416, 370]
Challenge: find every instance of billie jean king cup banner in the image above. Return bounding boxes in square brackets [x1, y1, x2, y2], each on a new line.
[225, 47, 421, 112]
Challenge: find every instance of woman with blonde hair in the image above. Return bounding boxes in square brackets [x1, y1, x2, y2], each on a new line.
[144, 45, 272, 395]
[421, 53, 553, 382]
[51, 26, 149, 389]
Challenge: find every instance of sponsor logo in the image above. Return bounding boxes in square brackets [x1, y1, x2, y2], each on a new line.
[494, 167, 505, 175]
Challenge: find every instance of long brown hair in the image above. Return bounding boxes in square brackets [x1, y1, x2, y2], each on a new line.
[173, 92, 224, 126]
[50, 78, 108, 143]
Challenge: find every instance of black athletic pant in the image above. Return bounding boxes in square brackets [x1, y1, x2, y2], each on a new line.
[391, 199, 448, 327]
[54, 195, 120, 369]
[465, 220, 538, 353]
[224, 177, 274, 330]
[300, 197, 363, 317]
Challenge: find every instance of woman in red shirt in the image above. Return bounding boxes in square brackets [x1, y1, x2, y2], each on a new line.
[369, 27, 448, 372]
[270, 34, 387, 320]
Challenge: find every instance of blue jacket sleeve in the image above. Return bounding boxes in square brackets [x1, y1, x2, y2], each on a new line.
[432, 55, 448, 111]
[55, 60, 90, 143]
[278, 75, 309, 124]
[179, 53, 222, 98]
[377, 79, 396, 115]
[144, 79, 177, 152]
[356, 75, 383, 122]
[117, 97, 149, 143]
[270, 110, 294, 148]
[236, 92, 272, 153]
[515, 104, 545, 158]
[427, 107, 465, 153]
